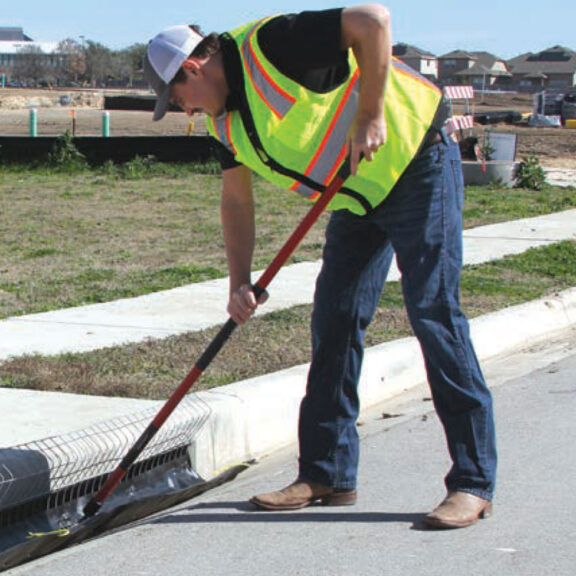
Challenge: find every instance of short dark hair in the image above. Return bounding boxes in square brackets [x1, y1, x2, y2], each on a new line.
[172, 26, 221, 84]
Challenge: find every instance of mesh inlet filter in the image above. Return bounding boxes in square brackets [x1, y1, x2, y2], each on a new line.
[0, 393, 211, 512]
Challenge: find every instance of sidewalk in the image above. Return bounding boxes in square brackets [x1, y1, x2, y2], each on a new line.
[1, 209, 575, 361]
[1, 209, 576, 471]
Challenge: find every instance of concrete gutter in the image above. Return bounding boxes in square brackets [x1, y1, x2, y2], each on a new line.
[189, 287, 576, 479]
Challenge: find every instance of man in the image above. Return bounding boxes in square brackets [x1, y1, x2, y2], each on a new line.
[144, 4, 497, 529]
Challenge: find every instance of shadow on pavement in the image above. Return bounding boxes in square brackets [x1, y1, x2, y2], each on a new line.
[149, 500, 426, 526]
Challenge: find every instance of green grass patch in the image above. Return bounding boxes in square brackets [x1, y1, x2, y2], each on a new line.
[0, 164, 316, 318]
[1, 161, 575, 398]
[1, 164, 574, 320]
[1, 240, 574, 399]
[463, 185, 576, 228]
[22, 247, 60, 259]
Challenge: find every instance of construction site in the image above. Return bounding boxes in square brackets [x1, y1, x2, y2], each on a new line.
[1, 79, 575, 574]
[0, 87, 574, 164]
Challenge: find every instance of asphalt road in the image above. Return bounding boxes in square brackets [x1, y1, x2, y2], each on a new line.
[7, 328, 576, 576]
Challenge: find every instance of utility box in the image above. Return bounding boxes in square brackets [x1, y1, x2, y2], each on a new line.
[488, 132, 518, 162]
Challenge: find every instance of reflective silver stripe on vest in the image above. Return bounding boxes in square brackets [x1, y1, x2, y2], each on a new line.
[392, 58, 440, 92]
[212, 114, 235, 155]
[241, 23, 295, 119]
[291, 72, 360, 199]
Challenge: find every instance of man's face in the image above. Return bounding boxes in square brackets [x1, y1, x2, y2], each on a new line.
[170, 59, 226, 118]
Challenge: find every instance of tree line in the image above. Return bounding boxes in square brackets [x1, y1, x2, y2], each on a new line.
[8, 39, 147, 88]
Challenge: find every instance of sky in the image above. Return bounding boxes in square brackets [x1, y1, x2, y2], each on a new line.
[1, 0, 575, 59]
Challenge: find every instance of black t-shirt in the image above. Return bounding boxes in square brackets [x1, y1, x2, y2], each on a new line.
[214, 9, 348, 170]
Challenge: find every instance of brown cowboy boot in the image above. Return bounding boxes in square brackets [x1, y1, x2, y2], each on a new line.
[424, 491, 493, 529]
[251, 479, 357, 511]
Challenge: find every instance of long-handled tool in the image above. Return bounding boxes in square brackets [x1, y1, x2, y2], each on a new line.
[82, 158, 354, 519]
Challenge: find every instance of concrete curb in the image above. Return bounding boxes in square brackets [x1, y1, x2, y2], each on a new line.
[189, 287, 576, 478]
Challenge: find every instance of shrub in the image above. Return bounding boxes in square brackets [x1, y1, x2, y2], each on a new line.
[46, 131, 87, 170]
[515, 155, 547, 191]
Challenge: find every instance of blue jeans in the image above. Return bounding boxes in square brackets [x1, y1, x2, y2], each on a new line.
[298, 136, 497, 500]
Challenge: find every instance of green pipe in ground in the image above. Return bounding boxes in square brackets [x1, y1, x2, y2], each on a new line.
[29, 108, 38, 137]
[102, 111, 110, 137]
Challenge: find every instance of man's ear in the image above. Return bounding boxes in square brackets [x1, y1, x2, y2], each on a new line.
[181, 57, 202, 76]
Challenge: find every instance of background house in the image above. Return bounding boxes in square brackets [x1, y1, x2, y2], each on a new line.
[507, 46, 576, 92]
[437, 50, 476, 84]
[393, 43, 438, 81]
[452, 52, 512, 90]
[438, 50, 512, 89]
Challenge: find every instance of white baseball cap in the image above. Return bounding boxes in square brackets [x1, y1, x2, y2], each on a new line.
[144, 25, 204, 121]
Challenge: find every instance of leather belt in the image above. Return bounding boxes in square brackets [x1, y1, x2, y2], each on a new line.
[420, 100, 449, 150]
[421, 126, 443, 149]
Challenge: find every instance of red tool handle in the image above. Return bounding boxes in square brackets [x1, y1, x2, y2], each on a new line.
[82, 158, 353, 518]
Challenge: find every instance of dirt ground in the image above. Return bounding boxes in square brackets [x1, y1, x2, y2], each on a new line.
[1, 87, 574, 167]
[474, 125, 576, 168]
[0, 87, 206, 137]
[443, 92, 575, 168]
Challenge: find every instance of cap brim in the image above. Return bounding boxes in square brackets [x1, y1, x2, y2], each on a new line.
[153, 84, 171, 121]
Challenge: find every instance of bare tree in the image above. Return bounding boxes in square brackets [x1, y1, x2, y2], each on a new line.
[47, 37, 148, 87]
[83, 40, 113, 87]
[56, 38, 86, 84]
[14, 44, 45, 85]
[113, 43, 146, 87]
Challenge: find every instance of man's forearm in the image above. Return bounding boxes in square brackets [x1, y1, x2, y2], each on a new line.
[342, 4, 391, 119]
[220, 166, 255, 294]
[341, 4, 391, 172]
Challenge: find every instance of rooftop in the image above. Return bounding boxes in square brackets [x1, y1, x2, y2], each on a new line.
[439, 50, 478, 60]
[0, 27, 33, 42]
[393, 43, 436, 59]
[508, 46, 576, 74]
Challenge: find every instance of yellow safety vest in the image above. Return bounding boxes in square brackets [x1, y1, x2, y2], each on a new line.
[208, 17, 443, 215]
